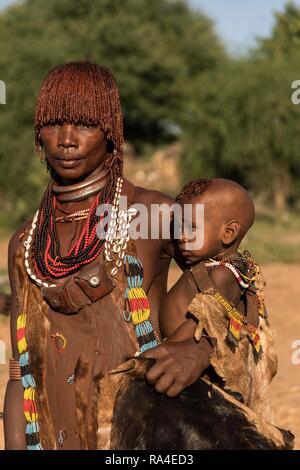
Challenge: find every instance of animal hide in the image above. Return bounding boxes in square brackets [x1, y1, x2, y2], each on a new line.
[97, 358, 294, 450]
[188, 289, 278, 420]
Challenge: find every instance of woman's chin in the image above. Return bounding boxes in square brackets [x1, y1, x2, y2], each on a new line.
[54, 166, 89, 183]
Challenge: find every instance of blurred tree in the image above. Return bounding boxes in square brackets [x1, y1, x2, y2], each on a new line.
[3, 0, 300, 223]
[237, 1, 300, 210]
[180, 1, 300, 211]
[257, 1, 300, 60]
[0, 0, 224, 226]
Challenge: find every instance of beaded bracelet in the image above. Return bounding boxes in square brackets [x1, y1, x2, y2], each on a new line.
[9, 358, 22, 380]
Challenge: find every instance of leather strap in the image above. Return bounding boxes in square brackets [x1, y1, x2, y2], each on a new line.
[190, 261, 216, 292]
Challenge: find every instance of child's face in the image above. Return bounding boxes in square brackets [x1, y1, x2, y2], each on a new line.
[177, 196, 225, 264]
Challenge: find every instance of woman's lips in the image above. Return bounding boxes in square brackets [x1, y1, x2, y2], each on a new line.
[56, 158, 84, 168]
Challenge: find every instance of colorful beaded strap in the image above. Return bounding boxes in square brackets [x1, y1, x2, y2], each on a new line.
[123, 255, 160, 353]
[17, 312, 43, 450]
[206, 249, 268, 321]
[257, 295, 267, 318]
[205, 248, 268, 324]
[212, 291, 262, 359]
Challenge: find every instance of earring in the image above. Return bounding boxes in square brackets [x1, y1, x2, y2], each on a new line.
[36, 145, 44, 162]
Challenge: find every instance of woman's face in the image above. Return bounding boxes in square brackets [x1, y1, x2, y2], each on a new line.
[40, 123, 107, 183]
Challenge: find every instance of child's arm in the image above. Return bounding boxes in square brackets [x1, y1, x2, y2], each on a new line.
[160, 264, 241, 339]
[160, 263, 242, 347]
[168, 317, 197, 342]
[141, 264, 242, 397]
[208, 265, 241, 306]
[159, 269, 197, 338]
[159, 270, 213, 370]
[142, 269, 214, 396]
[4, 230, 27, 449]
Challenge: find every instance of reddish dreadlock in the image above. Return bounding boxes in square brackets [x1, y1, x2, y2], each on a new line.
[176, 179, 212, 201]
[35, 61, 124, 176]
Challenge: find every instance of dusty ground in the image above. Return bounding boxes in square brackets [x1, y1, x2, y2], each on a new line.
[0, 261, 299, 449]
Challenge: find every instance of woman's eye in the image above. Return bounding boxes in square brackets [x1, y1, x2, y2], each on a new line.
[43, 124, 59, 130]
[78, 124, 97, 130]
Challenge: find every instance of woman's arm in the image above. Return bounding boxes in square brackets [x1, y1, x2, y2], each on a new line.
[4, 230, 27, 449]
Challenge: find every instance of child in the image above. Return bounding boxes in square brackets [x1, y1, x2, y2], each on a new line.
[159, 178, 278, 420]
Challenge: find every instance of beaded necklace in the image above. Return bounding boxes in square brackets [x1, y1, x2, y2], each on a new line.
[205, 248, 259, 290]
[55, 208, 90, 223]
[24, 175, 127, 287]
[31, 173, 115, 281]
[23, 175, 159, 346]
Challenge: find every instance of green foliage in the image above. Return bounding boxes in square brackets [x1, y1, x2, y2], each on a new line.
[180, 2, 300, 210]
[257, 1, 300, 59]
[1, 0, 300, 229]
[0, 0, 224, 226]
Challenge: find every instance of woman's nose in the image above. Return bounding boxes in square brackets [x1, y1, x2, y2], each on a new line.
[58, 123, 79, 148]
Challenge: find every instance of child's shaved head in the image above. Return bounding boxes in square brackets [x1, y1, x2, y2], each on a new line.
[177, 178, 255, 242]
[176, 178, 255, 262]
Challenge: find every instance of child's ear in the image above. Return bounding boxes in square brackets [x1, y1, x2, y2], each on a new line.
[221, 220, 240, 245]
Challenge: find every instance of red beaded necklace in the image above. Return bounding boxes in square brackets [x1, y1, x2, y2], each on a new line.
[32, 174, 115, 281]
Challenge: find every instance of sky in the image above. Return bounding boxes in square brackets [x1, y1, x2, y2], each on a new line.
[190, 0, 300, 53]
[1, 0, 300, 53]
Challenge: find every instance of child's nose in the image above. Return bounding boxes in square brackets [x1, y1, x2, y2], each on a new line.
[179, 231, 188, 243]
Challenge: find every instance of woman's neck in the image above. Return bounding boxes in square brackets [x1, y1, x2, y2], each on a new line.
[52, 166, 110, 203]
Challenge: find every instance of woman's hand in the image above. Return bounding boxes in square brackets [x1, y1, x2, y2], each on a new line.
[140, 337, 212, 397]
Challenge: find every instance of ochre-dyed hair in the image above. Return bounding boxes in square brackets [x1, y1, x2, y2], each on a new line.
[176, 179, 212, 201]
[35, 61, 124, 175]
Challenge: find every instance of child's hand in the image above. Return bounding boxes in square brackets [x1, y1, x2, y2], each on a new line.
[140, 337, 211, 397]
